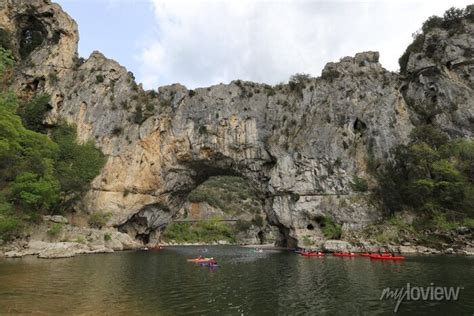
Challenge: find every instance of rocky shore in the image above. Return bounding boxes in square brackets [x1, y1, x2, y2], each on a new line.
[320, 240, 474, 256]
[0, 216, 141, 259]
[2, 216, 472, 259]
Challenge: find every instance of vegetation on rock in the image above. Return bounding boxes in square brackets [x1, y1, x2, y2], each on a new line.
[188, 176, 263, 215]
[378, 125, 474, 234]
[162, 217, 235, 244]
[399, 5, 474, 73]
[0, 52, 105, 241]
[88, 211, 111, 229]
[319, 216, 342, 239]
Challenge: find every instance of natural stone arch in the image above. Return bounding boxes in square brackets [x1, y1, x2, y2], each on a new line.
[118, 153, 282, 246]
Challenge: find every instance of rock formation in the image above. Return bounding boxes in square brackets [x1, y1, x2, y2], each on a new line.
[1, 1, 472, 247]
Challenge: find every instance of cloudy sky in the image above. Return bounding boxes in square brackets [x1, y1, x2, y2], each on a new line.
[56, 0, 472, 89]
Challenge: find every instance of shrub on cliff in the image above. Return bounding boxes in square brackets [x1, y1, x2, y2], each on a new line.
[17, 94, 51, 133]
[162, 217, 235, 243]
[47, 223, 62, 238]
[288, 73, 309, 93]
[350, 176, 368, 192]
[0, 29, 11, 50]
[52, 125, 106, 210]
[399, 5, 472, 73]
[0, 43, 106, 238]
[320, 216, 342, 239]
[0, 195, 21, 241]
[0, 48, 13, 87]
[379, 126, 474, 222]
[187, 176, 263, 215]
[88, 211, 111, 229]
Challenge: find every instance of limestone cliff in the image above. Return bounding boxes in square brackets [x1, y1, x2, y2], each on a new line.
[1, 1, 472, 247]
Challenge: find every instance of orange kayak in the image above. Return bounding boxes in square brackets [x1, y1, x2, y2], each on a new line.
[187, 257, 214, 263]
[301, 252, 325, 257]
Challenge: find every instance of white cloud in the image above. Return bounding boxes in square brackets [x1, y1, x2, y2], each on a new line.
[137, 0, 472, 89]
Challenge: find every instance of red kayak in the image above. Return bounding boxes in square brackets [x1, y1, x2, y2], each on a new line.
[360, 253, 372, 257]
[333, 252, 358, 257]
[301, 252, 325, 257]
[369, 254, 405, 260]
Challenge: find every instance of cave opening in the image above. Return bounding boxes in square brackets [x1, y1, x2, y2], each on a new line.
[306, 224, 314, 230]
[16, 15, 46, 59]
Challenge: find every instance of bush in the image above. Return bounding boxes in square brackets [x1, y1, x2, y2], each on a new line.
[47, 223, 62, 237]
[235, 219, 252, 232]
[399, 5, 472, 73]
[52, 125, 105, 210]
[431, 212, 457, 231]
[252, 214, 264, 227]
[410, 125, 448, 149]
[132, 105, 144, 124]
[399, 33, 424, 74]
[17, 94, 51, 133]
[88, 212, 111, 228]
[11, 172, 60, 212]
[320, 216, 342, 239]
[75, 236, 86, 244]
[288, 73, 310, 96]
[104, 233, 112, 241]
[0, 28, 11, 50]
[0, 48, 13, 82]
[187, 176, 263, 215]
[0, 215, 20, 241]
[162, 217, 235, 244]
[463, 218, 474, 228]
[95, 74, 104, 84]
[350, 176, 368, 192]
[378, 125, 474, 218]
[422, 16, 444, 33]
[48, 72, 59, 84]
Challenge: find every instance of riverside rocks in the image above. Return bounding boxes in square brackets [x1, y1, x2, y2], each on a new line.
[1, 224, 140, 259]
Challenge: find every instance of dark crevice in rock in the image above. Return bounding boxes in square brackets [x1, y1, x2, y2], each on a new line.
[353, 118, 367, 135]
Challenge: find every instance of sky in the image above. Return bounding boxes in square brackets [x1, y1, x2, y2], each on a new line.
[55, 0, 473, 89]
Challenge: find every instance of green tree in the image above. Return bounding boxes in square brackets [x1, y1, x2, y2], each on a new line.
[0, 93, 58, 182]
[379, 125, 474, 219]
[0, 47, 13, 82]
[410, 125, 448, 149]
[52, 125, 105, 210]
[11, 171, 60, 212]
[17, 94, 51, 133]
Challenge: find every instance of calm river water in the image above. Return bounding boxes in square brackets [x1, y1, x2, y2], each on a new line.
[0, 246, 473, 315]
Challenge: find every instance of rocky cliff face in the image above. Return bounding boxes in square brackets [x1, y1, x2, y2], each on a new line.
[1, 1, 472, 247]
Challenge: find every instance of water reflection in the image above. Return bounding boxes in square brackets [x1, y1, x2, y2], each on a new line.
[0, 247, 473, 315]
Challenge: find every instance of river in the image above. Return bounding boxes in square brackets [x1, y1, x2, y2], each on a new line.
[0, 246, 473, 315]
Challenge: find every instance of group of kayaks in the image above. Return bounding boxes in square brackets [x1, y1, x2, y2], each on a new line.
[297, 250, 405, 260]
[187, 256, 220, 267]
